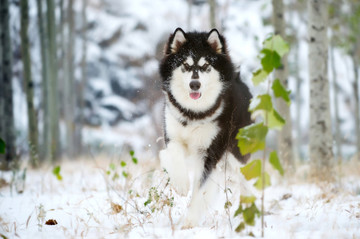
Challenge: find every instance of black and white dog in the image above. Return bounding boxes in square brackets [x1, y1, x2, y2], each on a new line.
[159, 28, 252, 227]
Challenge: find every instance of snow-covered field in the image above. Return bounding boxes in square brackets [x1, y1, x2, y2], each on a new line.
[1, 156, 359, 238]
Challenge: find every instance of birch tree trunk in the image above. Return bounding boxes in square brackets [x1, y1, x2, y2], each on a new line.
[272, 0, 294, 173]
[36, 0, 50, 161]
[64, 0, 76, 158]
[0, 0, 16, 169]
[74, 0, 88, 156]
[352, 55, 360, 160]
[208, 0, 216, 28]
[308, 0, 334, 180]
[46, 0, 60, 161]
[20, 0, 39, 166]
[187, 0, 193, 30]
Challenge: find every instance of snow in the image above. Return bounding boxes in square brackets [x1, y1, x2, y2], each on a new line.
[3, 0, 360, 237]
[1, 159, 360, 238]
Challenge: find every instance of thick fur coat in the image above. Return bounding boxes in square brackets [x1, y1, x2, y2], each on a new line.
[159, 28, 252, 227]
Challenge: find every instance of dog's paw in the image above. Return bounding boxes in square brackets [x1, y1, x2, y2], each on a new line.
[170, 175, 189, 196]
[181, 216, 197, 229]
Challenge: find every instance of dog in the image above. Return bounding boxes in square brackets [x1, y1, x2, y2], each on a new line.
[159, 28, 252, 228]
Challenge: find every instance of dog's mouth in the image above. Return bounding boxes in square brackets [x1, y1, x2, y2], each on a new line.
[189, 92, 201, 100]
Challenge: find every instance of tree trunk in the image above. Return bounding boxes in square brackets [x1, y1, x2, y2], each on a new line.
[308, 0, 334, 181]
[0, 0, 16, 169]
[63, 0, 76, 158]
[294, 34, 303, 161]
[187, 0, 193, 30]
[330, 40, 342, 162]
[272, 0, 295, 173]
[20, 0, 39, 166]
[74, 0, 88, 156]
[353, 55, 360, 161]
[208, 0, 216, 28]
[36, 0, 50, 162]
[46, 0, 60, 161]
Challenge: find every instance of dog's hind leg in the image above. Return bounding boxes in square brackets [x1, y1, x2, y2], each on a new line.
[159, 142, 190, 196]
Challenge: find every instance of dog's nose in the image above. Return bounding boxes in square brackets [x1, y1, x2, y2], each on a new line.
[192, 70, 199, 79]
[190, 81, 201, 91]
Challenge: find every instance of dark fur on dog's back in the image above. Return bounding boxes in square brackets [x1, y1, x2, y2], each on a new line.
[159, 28, 252, 184]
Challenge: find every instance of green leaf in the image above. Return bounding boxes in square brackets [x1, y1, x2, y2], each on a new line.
[234, 204, 243, 217]
[52, 166, 60, 175]
[240, 159, 262, 181]
[272, 79, 291, 105]
[243, 203, 260, 226]
[235, 222, 245, 232]
[132, 157, 138, 164]
[268, 109, 286, 130]
[224, 201, 232, 209]
[260, 49, 281, 73]
[144, 199, 151, 206]
[249, 94, 273, 113]
[240, 195, 257, 204]
[254, 172, 271, 190]
[120, 161, 127, 167]
[269, 151, 284, 176]
[252, 69, 269, 86]
[52, 166, 62, 181]
[0, 138, 5, 154]
[263, 35, 290, 57]
[122, 171, 128, 178]
[236, 123, 268, 155]
[109, 163, 116, 170]
[129, 150, 135, 156]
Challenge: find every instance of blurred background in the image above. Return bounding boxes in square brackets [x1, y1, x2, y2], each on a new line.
[0, 0, 359, 168]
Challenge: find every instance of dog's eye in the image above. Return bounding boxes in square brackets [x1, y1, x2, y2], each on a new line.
[200, 63, 210, 72]
[183, 63, 191, 71]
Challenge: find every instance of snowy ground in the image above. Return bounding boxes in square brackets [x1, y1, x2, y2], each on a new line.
[1, 156, 359, 239]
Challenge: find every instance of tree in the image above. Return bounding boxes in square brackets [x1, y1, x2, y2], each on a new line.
[308, 0, 334, 180]
[63, 0, 76, 158]
[20, 0, 40, 166]
[0, 0, 16, 169]
[74, 0, 89, 156]
[347, 1, 360, 160]
[36, 0, 50, 161]
[271, 0, 294, 173]
[208, 0, 216, 28]
[46, 0, 60, 161]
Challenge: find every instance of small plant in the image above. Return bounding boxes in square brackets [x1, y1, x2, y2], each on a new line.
[106, 150, 139, 181]
[144, 178, 174, 213]
[52, 166, 62, 181]
[235, 34, 290, 236]
[36, 204, 46, 231]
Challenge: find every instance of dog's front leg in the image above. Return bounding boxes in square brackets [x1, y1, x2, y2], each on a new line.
[182, 168, 219, 229]
[159, 142, 190, 196]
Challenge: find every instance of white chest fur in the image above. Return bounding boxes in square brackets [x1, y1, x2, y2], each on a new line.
[164, 103, 221, 154]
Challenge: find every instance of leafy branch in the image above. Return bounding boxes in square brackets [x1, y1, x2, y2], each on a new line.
[234, 34, 290, 237]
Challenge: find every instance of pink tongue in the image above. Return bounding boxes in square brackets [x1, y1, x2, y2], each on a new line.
[190, 92, 201, 100]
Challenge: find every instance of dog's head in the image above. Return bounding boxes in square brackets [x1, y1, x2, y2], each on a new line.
[160, 28, 234, 112]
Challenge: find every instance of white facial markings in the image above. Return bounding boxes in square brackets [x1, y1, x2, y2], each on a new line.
[185, 56, 194, 66]
[198, 57, 206, 67]
[170, 57, 223, 112]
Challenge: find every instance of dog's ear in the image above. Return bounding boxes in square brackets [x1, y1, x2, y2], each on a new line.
[167, 28, 187, 54]
[207, 29, 223, 54]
